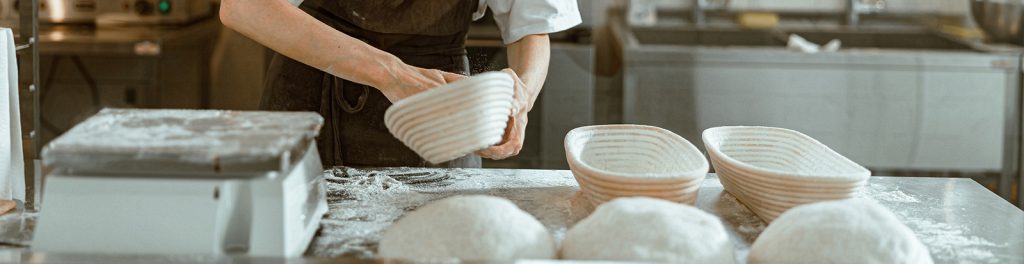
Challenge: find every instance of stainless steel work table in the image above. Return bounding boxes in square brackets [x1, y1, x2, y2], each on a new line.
[0, 167, 1019, 263]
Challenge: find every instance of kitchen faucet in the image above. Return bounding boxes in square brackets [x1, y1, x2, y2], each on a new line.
[846, 0, 886, 26]
[691, 0, 729, 26]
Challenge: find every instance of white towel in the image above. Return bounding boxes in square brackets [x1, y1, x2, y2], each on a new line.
[787, 34, 842, 54]
[0, 28, 24, 201]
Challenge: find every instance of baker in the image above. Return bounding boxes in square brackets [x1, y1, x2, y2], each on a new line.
[220, 0, 581, 168]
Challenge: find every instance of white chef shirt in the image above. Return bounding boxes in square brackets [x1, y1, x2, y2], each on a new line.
[287, 0, 582, 45]
[473, 0, 582, 44]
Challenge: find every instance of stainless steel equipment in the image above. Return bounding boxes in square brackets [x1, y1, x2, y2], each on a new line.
[96, 0, 214, 26]
[38, 0, 115, 23]
[32, 0, 212, 24]
[971, 0, 1024, 44]
[609, 10, 1024, 205]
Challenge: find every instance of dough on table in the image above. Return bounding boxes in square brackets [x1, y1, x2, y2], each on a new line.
[560, 197, 735, 263]
[378, 195, 555, 260]
[748, 198, 932, 264]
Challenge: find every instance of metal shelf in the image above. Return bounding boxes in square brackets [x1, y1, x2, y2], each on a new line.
[12, 0, 41, 210]
[15, 40, 32, 51]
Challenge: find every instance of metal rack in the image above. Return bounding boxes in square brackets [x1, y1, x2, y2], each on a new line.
[13, 0, 40, 210]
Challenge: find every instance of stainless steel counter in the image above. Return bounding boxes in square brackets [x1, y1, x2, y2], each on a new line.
[29, 17, 221, 55]
[605, 10, 1024, 206]
[0, 168, 1019, 263]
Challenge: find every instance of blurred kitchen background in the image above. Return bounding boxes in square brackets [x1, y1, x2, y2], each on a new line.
[2, 0, 1022, 207]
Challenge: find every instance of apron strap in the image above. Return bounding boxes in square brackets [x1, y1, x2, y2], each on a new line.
[333, 77, 369, 113]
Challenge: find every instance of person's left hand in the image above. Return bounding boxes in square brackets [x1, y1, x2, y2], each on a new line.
[478, 69, 531, 160]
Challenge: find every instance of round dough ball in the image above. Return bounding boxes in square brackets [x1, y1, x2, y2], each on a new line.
[378, 195, 555, 260]
[560, 197, 735, 263]
[749, 198, 932, 264]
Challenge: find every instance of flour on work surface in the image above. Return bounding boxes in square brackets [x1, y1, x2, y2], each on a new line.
[41, 108, 322, 171]
[308, 169, 1006, 264]
[898, 213, 1002, 264]
[699, 177, 766, 253]
[865, 183, 1002, 264]
[309, 167, 583, 258]
[862, 185, 920, 203]
[712, 190, 767, 243]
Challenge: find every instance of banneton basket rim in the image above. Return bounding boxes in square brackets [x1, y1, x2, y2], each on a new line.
[384, 72, 513, 130]
[708, 154, 867, 190]
[386, 71, 512, 115]
[564, 124, 709, 183]
[702, 126, 871, 183]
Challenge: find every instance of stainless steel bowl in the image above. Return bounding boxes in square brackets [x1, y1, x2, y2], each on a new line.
[971, 0, 1024, 44]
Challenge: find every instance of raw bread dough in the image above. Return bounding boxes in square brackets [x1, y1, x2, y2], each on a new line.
[748, 198, 933, 264]
[560, 197, 735, 263]
[378, 195, 556, 260]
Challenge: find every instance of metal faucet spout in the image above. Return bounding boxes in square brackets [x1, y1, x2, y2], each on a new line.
[846, 0, 886, 26]
[692, 0, 729, 27]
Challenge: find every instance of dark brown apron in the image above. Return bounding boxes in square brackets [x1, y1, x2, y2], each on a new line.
[261, 0, 482, 168]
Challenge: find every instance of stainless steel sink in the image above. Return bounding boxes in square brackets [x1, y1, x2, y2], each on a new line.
[609, 10, 1022, 203]
[625, 9, 985, 50]
[786, 30, 973, 50]
[630, 27, 784, 47]
[629, 27, 973, 50]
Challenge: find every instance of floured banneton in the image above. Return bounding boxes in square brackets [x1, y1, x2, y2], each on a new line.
[565, 125, 708, 180]
[42, 108, 323, 176]
[703, 126, 871, 222]
[384, 72, 514, 164]
[565, 125, 708, 205]
[702, 126, 870, 181]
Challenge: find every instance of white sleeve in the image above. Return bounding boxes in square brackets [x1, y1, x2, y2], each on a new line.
[473, 0, 582, 45]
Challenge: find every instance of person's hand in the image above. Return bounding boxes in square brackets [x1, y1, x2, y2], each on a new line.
[477, 69, 531, 160]
[376, 63, 464, 103]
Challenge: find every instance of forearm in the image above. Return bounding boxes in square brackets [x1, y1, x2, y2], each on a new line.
[219, 0, 398, 87]
[506, 34, 550, 112]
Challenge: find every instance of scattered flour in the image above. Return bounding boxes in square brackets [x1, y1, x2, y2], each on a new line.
[863, 186, 921, 203]
[899, 215, 1003, 264]
[306, 168, 1016, 264]
[42, 108, 323, 172]
[309, 167, 583, 258]
[868, 182, 1006, 264]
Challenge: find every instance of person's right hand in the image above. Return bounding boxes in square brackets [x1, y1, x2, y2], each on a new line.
[376, 63, 465, 103]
